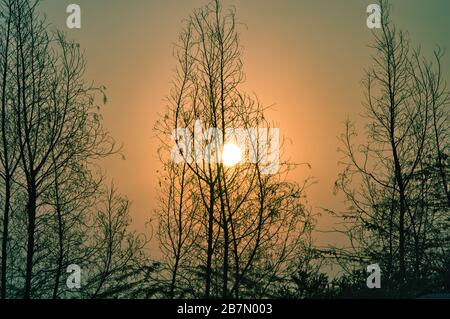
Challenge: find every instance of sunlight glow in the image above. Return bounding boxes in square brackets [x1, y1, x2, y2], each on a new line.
[222, 143, 242, 167]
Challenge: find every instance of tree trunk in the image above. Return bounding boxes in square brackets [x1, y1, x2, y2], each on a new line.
[52, 187, 64, 299]
[24, 186, 37, 299]
[205, 184, 214, 298]
[394, 159, 407, 283]
[0, 2, 12, 300]
[1, 181, 11, 299]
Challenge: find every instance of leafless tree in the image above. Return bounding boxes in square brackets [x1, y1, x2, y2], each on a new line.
[0, 0, 21, 299]
[332, 0, 449, 294]
[155, 0, 315, 299]
[6, 0, 115, 297]
[0, 0, 151, 299]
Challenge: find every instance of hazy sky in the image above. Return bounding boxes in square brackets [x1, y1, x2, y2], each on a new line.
[40, 0, 450, 250]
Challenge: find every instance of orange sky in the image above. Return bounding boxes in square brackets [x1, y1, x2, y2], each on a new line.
[40, 0, 450, 254]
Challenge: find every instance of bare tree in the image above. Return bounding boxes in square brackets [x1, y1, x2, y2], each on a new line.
[0, 0, 21, 299]
[332, 0, 449, 295]
[0, 0, 154, 299]
[155, 0, 315, 299]
[4, 0, 119, 298]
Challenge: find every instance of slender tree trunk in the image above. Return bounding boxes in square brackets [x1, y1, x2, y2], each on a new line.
[394, 160, 407, 282]
[387, 186, 395, 283]
[1, 182, 11, 298]
[205, 183, 214, 298]
[24, 185, 37, 299]
[387, 41, 407, 283]
[52, 158, 64, 299]
[220, 196, 229, 298]
[52, 204, 64, 299]
[0, 2, 12, 299]
[170, 257, 180, 299]
[217, 170, 229, 298]
[169, 165, 187, 299]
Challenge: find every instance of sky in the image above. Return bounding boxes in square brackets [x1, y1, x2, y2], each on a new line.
[39, 0, 450, 253]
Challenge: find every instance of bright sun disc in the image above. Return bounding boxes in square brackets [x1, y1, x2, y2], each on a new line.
[222, 143, 242, 167]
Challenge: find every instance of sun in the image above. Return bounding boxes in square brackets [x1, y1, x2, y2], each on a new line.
[222, 143, 243, 167]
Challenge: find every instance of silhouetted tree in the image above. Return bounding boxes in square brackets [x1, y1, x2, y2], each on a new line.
[155, 0, 316, 299]
[0, 0, 150, 299]
[332, 0, 449, 296]
[0, 0, 21, 299]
